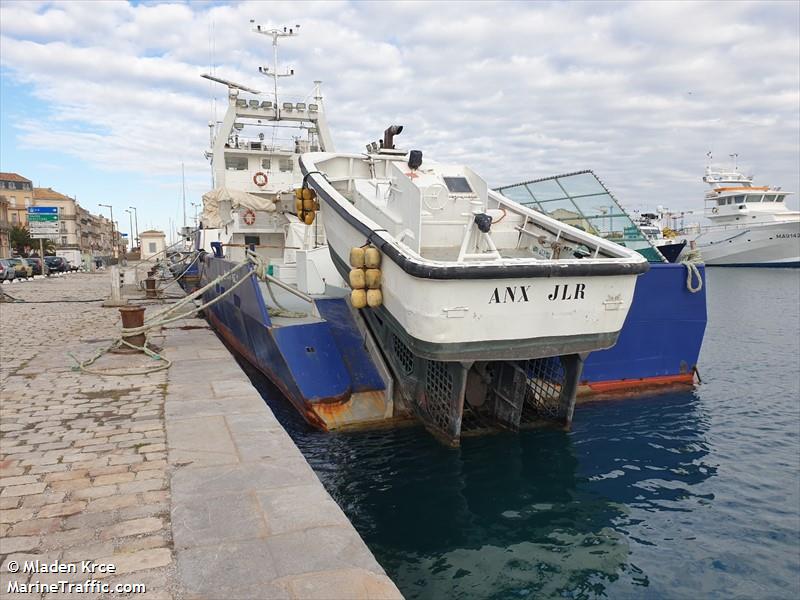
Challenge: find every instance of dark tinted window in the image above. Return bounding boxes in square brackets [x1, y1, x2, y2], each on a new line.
[443, 177, 472, 193]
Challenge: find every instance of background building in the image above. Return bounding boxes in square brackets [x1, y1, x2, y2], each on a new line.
[0, 172, 33, 227]
[0, 196, 10, 258]
[140, 230, 166, 260]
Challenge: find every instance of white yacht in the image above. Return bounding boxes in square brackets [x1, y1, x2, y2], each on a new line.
[679, 166, 800, 267]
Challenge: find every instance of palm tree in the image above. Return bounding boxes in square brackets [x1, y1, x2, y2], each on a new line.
[9, 225, 55, 256]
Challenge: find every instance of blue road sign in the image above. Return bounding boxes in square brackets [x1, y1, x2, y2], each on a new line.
[27, 206, 58, 214]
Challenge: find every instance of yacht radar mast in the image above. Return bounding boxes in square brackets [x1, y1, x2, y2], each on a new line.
[251, 20, 299, 113]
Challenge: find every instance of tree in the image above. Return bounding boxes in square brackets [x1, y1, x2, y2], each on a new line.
[9, 225, 55, 256]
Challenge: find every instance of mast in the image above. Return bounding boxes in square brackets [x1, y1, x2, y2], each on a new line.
[181, 162, 186, 228]
[251, 21, 299, 115]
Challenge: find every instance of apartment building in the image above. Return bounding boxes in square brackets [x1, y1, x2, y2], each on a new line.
[0, 172, 34, 226]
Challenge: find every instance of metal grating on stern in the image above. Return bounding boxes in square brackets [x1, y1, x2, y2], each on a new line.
[392, 333, 415, 376]
[519, 357, 567, 423]
[421, 360, 455, 434]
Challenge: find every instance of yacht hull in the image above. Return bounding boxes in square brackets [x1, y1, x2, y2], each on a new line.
[682, 220, 800, 266]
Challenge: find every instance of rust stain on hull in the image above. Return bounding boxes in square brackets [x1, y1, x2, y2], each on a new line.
[206, 310, 390, 432]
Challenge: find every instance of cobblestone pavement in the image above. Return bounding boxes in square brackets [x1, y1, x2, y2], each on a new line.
[1, 273, 402, 599]
[1, 274, 174, 599]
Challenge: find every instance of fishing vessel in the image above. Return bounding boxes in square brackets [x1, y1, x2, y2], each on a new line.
[634, 212, 686, 263]
[192, 24, 396, 432]
[496, 171, 708, 396]
[301, 136, 649, 442]
[678, 166, 800, 267]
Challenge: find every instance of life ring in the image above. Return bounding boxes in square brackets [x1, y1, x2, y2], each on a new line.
[711, 207, 719, 214]
[253, 171, 268, 187]
[242, 208, 256, 225]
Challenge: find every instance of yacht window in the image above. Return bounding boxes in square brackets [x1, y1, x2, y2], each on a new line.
[244, 235, 260, 246]
[726, 198, 733, 205]
[776, 195, 785, 202]
[225, 156, 248, 171]
[734, 195, 745, 204]
[717, 199, 725, 206]
[747, 194, 762, 203]
[762, 194, 775, 202]
[279, 159, 293, 172]
[443, 177, 473, 193]
[261, 159, 271, 170]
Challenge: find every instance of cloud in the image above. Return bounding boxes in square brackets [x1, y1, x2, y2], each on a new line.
[0, 0, 797, 223]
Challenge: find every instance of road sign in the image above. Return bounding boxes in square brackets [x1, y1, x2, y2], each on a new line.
[28, 214, 59, 222]
[27, 206, 58, 215]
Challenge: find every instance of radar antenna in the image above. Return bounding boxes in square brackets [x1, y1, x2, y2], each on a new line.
[251, 20, 299, 110]
[200, 73, 260, 94]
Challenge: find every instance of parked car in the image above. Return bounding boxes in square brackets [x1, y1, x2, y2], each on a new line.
[44, 256, 68, 273]
[0, 259, 17, 282]
[6, 258, 33, 279]
[27, 257, 43, 276]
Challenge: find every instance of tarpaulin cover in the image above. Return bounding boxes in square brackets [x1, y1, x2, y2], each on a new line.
[201, 187, 277, 227]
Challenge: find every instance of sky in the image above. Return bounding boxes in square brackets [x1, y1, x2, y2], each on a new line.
[1, 0, 798, 238]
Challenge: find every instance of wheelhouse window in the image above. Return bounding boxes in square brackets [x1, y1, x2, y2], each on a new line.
[279, 159, 293, 172]
[443, 177, 473, 193]
[776, 195, 785, 202]
[717, 198, 725, 206]
[734, 195, 745, 204]
[261, 159, 271, 170]
[225, 156, 248, 171]
[747, 194, 763, 203]
[244, 235, 260, 246]
[762, 195, 775, 202]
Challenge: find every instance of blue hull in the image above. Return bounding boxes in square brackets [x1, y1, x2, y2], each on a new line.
[580, 262, 707, 394]
[199, 256, 387, 429]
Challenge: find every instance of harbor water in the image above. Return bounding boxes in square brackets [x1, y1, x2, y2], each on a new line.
[239, 268, 800, 599]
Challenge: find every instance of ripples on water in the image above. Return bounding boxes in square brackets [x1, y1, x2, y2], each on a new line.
[243, 268, 800, 599]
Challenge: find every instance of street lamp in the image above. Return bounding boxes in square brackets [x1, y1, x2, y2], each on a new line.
[98, 204, 116, 260]
[128, 206, 139, 251]
[125, 209, 135, 257]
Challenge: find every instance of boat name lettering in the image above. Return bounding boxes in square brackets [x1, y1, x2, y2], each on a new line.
[488, 283, 586, 304]
[776, 233, 799, 238]
[489, 285, 531, 304]
[547, 283, 586, 302]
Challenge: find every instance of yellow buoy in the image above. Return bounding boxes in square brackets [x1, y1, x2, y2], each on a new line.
[349, 247, 365, 268]
[349, 269, 366, 289]
[295, 188, 303, 200]
[365, 268, 381, 289]
[365, 246, 381, 269]
[295, 199, 303, 213]
[367, 289, 383, 307]
[302, 188, 314, 200]
[304, 211, 315, 225]
[351, 289, 367, 309]
[302, 197, 315, 211]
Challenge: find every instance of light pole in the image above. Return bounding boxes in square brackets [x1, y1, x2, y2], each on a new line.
[128, 206, 139, 252]
[125, 209, 135, 257]
[98, 204, 116, 259]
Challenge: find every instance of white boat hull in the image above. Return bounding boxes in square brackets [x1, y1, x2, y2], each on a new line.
[682, 220, 800, 267]
[321, 200, 639, 361]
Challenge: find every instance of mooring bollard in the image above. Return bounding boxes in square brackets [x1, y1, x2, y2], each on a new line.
[102, 265, 127, 307]
[144, 278, 157, 299]
[119, 306, 146, 350]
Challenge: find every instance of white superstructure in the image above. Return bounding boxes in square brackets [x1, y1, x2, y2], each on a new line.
[199, 23, 343, 292]
[679, 166, 800, 266]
